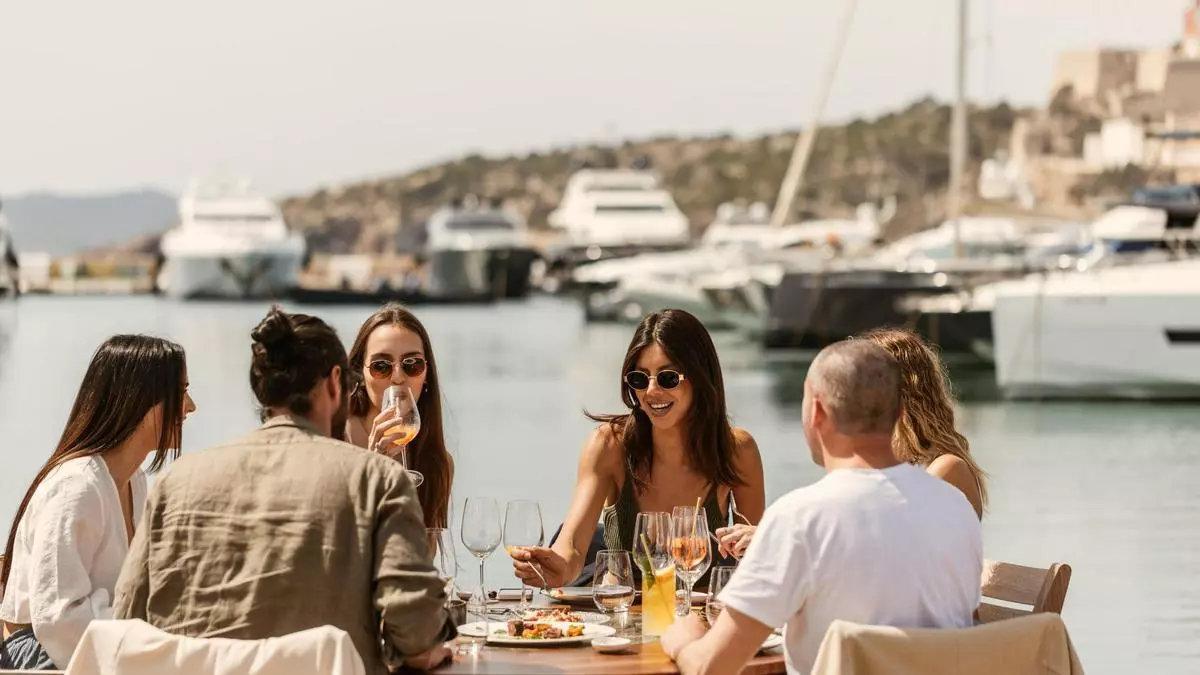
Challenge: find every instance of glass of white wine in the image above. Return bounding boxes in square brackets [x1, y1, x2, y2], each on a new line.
[381, 385, 423, 487]
[502, 500, 544, 611]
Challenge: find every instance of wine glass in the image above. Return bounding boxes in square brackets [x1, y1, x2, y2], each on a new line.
[502, 500, 544, 611]
[381, 385, 423, 487]
[593, 549, 635, 634]
[706, 566, 735, 625]
[632, 511, 675, 636]
[426, 527, 459, 598]
[670, 506, 712, 616]
[460, 497, 502, 618]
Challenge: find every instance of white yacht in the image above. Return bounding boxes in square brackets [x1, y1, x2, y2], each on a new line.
[423, 198, 537, 300]
[548, 169, 690, 249]
[577, 202, 881, 325]
[912, 201, 1200, 361]
[991, 258, 1200, 399]
[158, 178, 305, 299]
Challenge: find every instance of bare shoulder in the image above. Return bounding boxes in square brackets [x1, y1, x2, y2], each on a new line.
[581, 423, 625, 474]
[927, 453, 971, 480]
[731, 427, 762, 464]
[926, 454, 982, 517]
[731, 427, 759, 451]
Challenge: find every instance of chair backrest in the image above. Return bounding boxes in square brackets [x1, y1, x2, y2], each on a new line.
[977, 559, 1071, 624]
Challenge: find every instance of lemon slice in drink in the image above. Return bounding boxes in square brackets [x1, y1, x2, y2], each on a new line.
[653, 564, 677, 610]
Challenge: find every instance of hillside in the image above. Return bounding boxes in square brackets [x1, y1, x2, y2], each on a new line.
[281, 98, 1027, 254]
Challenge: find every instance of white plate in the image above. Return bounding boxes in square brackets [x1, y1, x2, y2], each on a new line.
[759, 633, 784, 652]
[545, 586, 594, 602]
[457, 620, 616, 647]
[520, 609, 611, 625]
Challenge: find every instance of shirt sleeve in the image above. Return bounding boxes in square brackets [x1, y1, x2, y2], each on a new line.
[372, 464, 455, 660]
[716, 499, 813, 630]
[25, 477, 111, 668]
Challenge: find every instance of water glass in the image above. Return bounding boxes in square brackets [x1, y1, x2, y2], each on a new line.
[593, 549, 635, 612]
[706, 566, 735, 625]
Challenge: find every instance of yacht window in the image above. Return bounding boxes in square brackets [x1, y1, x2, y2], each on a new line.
[585, 185, 652, 192]
[195, 214, 276, 222]
[445, 216, 514, 231]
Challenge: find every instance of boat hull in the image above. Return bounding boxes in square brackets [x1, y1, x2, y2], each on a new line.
[426, 247, 538, 300]
[992, 264, 1200, 399]
[158, 251, 303, 299]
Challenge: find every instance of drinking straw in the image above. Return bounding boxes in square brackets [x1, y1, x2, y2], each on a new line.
[692, 497, 702, 542]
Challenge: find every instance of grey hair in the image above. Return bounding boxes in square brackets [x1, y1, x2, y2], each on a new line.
[808, 340, 901, 435]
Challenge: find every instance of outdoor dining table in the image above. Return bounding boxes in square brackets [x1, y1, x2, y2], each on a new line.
[439, 597, 787, 675]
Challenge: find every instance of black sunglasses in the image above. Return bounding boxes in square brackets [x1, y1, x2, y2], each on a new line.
[624, 369, 685, 391]
[367, 356, 427, 380]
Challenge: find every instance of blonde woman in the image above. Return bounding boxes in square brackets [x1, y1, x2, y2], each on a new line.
[716, 328, 986, 558]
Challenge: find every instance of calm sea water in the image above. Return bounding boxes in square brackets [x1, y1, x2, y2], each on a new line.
[1, 295, 1197, 672]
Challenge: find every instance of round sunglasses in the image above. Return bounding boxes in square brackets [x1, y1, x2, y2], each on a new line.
[367, 356, 427, 380]
[624, 369, 685, 390]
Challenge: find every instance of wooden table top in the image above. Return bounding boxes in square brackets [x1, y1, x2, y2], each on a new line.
[438, 603, 786, 675]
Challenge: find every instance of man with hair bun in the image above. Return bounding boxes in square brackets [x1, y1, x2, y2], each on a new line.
[663, 339, 982, 675]
[113, 306, 454, 674]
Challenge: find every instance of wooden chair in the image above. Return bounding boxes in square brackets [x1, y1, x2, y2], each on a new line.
[976, 558, 1072, 624]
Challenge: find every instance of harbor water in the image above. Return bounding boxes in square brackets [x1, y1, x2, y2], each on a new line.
[0, 295, 1197, 673]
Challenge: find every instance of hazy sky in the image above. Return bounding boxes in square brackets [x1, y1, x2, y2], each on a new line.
[0, 1, 1189, 197]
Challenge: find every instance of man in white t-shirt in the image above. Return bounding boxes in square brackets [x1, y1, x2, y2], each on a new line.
[662, 340, 982, 675]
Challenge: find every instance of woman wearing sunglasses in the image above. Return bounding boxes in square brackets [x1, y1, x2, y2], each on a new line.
[511, 308, 765, 589]
[345, 304, 452, 528]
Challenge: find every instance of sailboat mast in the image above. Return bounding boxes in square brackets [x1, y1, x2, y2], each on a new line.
[949, 0, 969, 257]
[770, 0, 859, 228]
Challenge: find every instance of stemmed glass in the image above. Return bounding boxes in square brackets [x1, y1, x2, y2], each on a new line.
[426, 527, 459, 598]
[502, 500, 544, 611]
[460, 497, 502, 618]
[381, 385, 423, 487]
[706, 566, 736, 625]
[670, 506, 712, 616]
[592, 549, 635, 635]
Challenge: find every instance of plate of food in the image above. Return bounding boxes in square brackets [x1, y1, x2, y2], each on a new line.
[519, 607, 611, 625]
[457, 620, 616, 646]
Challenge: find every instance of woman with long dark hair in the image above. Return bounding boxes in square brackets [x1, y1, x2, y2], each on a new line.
[344, 304, 453, 529]
[511, 309, 765, 588]
[0, 335, 194, 669]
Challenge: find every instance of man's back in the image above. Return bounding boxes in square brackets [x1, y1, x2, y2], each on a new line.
[719, 463, 982, 675]
[113, 416, 452, 675]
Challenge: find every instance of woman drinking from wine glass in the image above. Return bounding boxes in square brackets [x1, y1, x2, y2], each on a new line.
[511, 309, 765, 593]
[1, 335, 195, 670]
[345, 304, 453, 528]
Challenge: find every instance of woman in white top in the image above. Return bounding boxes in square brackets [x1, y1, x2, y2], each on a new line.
[0, 335, 196, 669]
